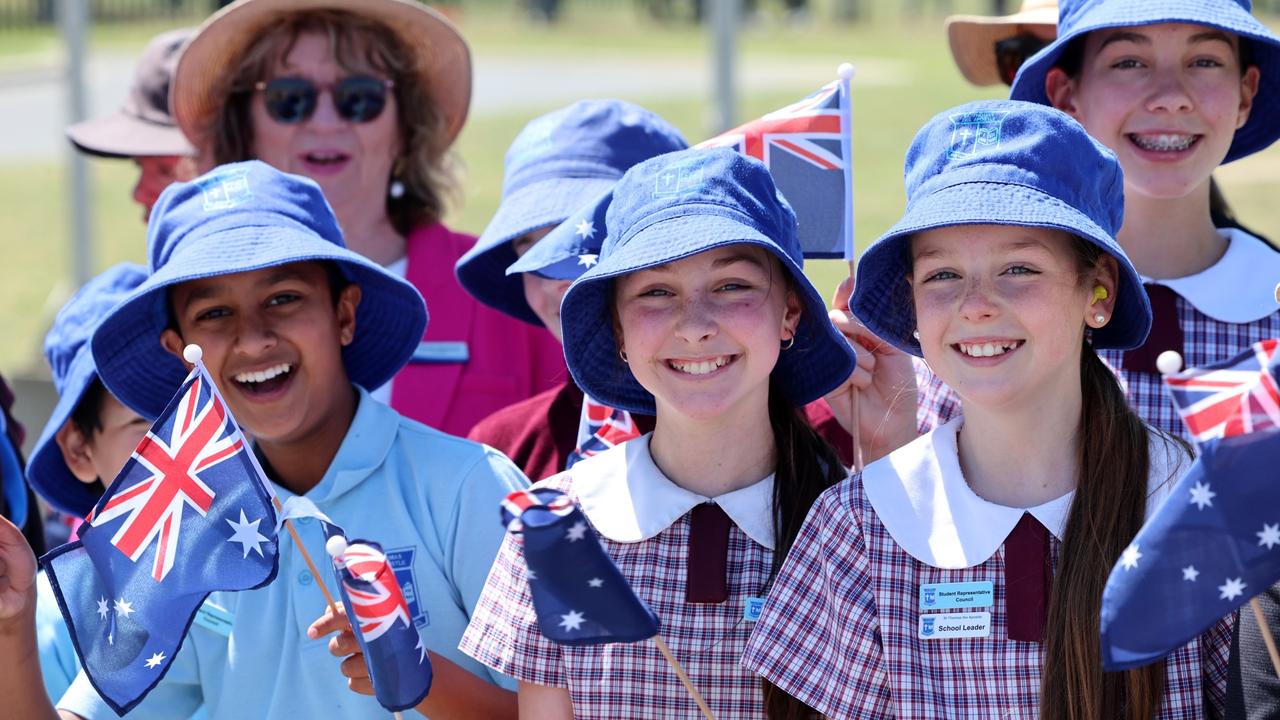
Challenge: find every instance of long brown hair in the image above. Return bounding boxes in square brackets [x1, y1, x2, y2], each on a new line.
[200, 9, 460, 235]
[1039, 239, 1180, 719]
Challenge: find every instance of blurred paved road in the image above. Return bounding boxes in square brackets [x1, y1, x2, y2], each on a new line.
[0, 50, 907, 162]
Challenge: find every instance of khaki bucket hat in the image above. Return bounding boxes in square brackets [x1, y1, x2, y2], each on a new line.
[172, 0, 471, 149]
[946, 0, 1057, 86]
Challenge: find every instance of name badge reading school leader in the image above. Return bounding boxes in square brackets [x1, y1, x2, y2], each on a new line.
[920, 581, 994, 610]
[411, 341, 469, 364]
[918, 612, 991, 640]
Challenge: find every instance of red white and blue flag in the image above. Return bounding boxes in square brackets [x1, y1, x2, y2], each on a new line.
[327, 533, 433, 711]
[697, 75, 854, 259]
[1101, 339, 1280, 669]
[566, 396, 642, 468]
[42, 361, 278, 715]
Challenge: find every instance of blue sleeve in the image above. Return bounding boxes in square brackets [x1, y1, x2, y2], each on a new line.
[446, 447, 530, 690]
[35, 571, 78, 703]
[57, 640, 203, 720]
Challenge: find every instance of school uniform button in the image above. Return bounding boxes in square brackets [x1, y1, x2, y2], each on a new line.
[298, 571, 313, 586]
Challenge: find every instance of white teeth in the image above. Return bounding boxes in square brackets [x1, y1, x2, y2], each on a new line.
[670, 356, 731, 376]
[957, 342, 1018, 358]
[1131, 133, 1195, 152]
[235, 363, 292, 384]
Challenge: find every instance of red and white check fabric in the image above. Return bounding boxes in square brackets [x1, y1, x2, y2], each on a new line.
[916, 309, 1280, 438]
[742, 476, 1232, 719]
[460, 472, 775, 719]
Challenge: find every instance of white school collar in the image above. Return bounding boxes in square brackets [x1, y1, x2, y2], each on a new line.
[862, 417, 1187, 569]
[1146, 228, 1280, 324]
[568, 434, 776, 550]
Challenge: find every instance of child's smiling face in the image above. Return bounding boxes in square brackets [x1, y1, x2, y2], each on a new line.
[613, 244, 801, 423]
[160, 261, 360, 447]
[1047, 22, 1260, 200]
[910, 225, 1117, 412]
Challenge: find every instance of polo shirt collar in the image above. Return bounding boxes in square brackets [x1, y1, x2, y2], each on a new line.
[1147, 229, 1280, 324]
[863, 417, 1073, 569]
[282, 386, 399, 506]
[574, 434, 776, 550]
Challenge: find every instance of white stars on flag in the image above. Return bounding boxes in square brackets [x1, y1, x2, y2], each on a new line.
[577, 253, 599, 268]
[114, 598, 135, 618]
[1258, 523, 1280, 550]
[415, 635, 427, 664]
[566, 521, 588, 542]
[526, 568, 538, 581]
[97, 597, 110, 620]
[575, 219, 596, 240]
[144, 651, 166, 669]
[1189, 481, 1216, 510]
[1218, 577, 1247, 601]
[1120, 544, 1142, 570]
[1182, 565, 1200, 582]
[558, 610, 585, 632]
[225, 509, 269, 558]
[588, 577, 604, 588]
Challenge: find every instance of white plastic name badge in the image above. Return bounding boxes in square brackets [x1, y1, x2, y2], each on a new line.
[918, 612, 991, 640]
[411, 341, 470, 364]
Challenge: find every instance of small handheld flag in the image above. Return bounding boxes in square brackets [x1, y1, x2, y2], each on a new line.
[1100, 340, 1280, 670]
[697, 66, 855, 260]
[42, 355, 278, 715]
[502, 488, 659, 644]
[566, 396, 642, 469]
[324, 529, 432, 712]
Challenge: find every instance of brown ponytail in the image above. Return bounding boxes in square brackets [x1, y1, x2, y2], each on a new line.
[762, 378, 847, 720]
[1040, 240, 1175, 720]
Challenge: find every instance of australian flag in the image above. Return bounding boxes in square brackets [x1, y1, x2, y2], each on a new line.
[324, 526, 432, 713]
[697, 76, 854, 259]
[1100, 339, 1280, 670]
[502, 488, 659, 644]
[566, 396, 642, 469]
[42, 363, 278, 715]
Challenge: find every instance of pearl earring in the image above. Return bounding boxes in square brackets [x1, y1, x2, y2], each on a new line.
[388, 179, 406, 199]
[912, 329, 921, 340]
[1094, 313, 1106, 324]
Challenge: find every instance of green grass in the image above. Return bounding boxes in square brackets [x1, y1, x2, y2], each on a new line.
[2, 1, 1279, 374]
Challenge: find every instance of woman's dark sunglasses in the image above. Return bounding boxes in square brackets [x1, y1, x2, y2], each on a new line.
[994, 34, 1050, 86]
[254, 75, 395, 125]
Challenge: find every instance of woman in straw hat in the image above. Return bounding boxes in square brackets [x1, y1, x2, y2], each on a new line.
[946, 0, 1057, 87]
[172, 0, 565, 437]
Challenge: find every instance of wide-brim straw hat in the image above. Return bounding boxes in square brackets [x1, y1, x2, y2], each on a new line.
[947, 0, 1058, 86]
[173, 0, 471, 149]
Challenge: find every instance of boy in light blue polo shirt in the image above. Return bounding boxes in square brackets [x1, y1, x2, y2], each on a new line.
[0, 160, 525, 720]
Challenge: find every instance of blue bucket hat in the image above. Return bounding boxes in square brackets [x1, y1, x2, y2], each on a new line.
[506, 187, 612, 281]
[28, 263, 148, 517]
[1009, 0, 1280, 163]
[455, 100, 688, 324]
[853, 100, 1150, 357]
[560, 147, 857, 415]
[91, 160, 427, 419]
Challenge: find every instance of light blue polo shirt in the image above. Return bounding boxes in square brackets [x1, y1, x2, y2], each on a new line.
[59, 387, 527, 719]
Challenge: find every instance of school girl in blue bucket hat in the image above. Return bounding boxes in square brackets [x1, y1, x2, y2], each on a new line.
[743, 100, 1230, 719]
[0, 160, 531, 720]
[459, 101, 685, 481]
[460, 147, 856, 719]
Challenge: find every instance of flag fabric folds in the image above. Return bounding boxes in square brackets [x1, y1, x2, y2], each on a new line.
[697, 75, 854, 259]
[566, 396, 642, 469]
[42, 363, 278, 715]
[1100, 339, 1280, 670]
[501, 487, 660, 645]
[323, 522, 433, 713]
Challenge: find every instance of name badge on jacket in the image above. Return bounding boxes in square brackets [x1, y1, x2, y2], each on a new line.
[919, 612, 991, 639]
[411, 341, 469, 364]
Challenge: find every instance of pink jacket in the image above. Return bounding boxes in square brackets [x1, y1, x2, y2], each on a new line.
[390, 222, 568, 437]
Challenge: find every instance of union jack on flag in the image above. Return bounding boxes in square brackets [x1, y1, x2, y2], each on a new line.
[567, 396, 642, 469]
[501, 487, 576, 536]
[1165, 338, 1280, 447]
[697, 75, 854, 258]
[328, 534, 433, 711]
[88, 373, 242, 581]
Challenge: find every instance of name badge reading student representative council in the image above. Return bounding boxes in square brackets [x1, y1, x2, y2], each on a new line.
[919, 581, 994, 610]
[918, 612, 991, 640]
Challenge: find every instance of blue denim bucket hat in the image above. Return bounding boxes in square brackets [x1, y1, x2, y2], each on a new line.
[1009, 0, 1280, 163]
[456, 100, 687, 324]
[560, 147, 857, 415]
[853, 100, 1151, 357]
[507, 187, 612, 281]
[28, 263, 148, 517]
[91, 160, 427, 418]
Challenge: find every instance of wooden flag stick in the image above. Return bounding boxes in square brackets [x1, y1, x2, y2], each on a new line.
[847, 261, 865, 474]
[1250, 597, 1280, 678]
[272, 495, 339, 615]
[652, 636, 717, 720]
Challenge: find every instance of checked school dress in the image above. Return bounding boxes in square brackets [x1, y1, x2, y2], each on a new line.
[742, 418, 1232, 719]
[460, 435, 777, 719]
